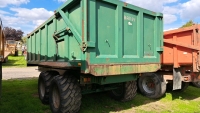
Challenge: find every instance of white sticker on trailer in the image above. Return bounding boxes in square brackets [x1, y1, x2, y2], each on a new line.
[183, 52, 187, 54]
[128, 22, 132, 25]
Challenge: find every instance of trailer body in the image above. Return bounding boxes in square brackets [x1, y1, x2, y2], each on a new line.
[162, 25, 200, 90]
[27, 0, 163, 78]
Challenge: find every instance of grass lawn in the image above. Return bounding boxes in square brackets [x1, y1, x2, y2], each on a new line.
[2, 56, 27, 68]
[0, 79, 200, 113]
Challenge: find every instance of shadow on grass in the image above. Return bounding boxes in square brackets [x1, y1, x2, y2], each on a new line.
[80, 92, 159, 113]
[2, 56, 26, 67]
[3, 59, 19, 66]
[80, 85, 200, 113]
[166, 85, 200, 101]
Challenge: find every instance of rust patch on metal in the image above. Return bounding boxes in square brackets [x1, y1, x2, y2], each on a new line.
[39, 62, 69, 67]
[39, 62, 78, 69]
[106, 58, 110, 62]
[191, 73, 200, 82]
[89, 63, 161, 76]
[82, 19, 84, 41]
[124, 2, 128, 7]
[152, 12, 156, 15]
[86, 52, 90, 73]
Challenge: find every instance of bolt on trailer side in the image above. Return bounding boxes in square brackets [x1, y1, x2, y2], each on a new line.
[161, 24, 200, 89]
[27, 0, 164, 112]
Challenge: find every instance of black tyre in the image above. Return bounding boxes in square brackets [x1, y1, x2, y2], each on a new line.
[49, 75, 82, 113]
[14, 50, 18, 56]
[38, 71, 58, 104]
[3, 57, 8, 63]
[138, 73, 166, 99]
[167, 81, 189, 92]
[192, 82, 200, 88]
[110, 80, 137, 102]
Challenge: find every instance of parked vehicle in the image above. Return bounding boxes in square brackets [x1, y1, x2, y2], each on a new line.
[0, 18, 5, 98]
[27, 0, 163, 112]
[5, 40, 18, 56]
[162, 25, 200, 89]
[27, 0, 200, 112]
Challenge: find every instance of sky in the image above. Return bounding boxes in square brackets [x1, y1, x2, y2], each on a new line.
[0, 0, 200, 35]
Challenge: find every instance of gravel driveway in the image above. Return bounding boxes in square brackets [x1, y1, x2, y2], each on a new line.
[2, 67, 40, 80]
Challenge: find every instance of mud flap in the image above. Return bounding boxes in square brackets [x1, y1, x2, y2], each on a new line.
[173, 68, 182, 90]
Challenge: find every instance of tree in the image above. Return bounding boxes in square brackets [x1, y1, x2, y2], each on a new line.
[3, 27, 24, 41]
[181, 20, 195, 28]
[21, 37, 27, 44]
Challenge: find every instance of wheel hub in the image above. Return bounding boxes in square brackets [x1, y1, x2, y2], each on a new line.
[142, 77, 155, 94]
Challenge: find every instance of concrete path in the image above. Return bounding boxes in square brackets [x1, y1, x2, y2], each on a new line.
[2, 67, 40, 80]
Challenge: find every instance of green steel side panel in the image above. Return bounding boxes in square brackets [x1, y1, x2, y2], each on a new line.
[56, 17, 67, 61]
[69, 35, 82, 60]
[31, 34, 36, 60]
[68, 4, 82, 36]
[47, 21, 56, 61]
[57, 40, 65, 61]
[143, 14, 155, 57]
[35, 31, 40, 61]
[27, 0, 83, 64]
[123, 8, 138, 57]
[56, 17, 65, 32]
[41, 27, 47, 61]
[86, 0, 163, 75]
[96, 1, 116, 56]
[27, 35, 30, 60]
[88, 0, 163, 65]
[55, 17, 67, 61]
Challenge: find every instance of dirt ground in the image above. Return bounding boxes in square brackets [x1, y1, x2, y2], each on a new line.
[2, 67, 40, 80]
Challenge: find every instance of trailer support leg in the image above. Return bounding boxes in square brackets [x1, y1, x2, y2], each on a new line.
[173, 68, 182, 90]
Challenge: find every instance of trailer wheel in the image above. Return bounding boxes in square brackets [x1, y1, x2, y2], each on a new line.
[110, 80, 137, 102]
[138, 73, 166, 99]
[192, 82, 200, 88]
[3, 57, 8, 63]
[49, 75, 81, 113]
[38, 71, 58, 104]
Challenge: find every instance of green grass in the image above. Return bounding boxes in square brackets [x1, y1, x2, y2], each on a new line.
[1, 79, 200, 113]
[2, 56, 27, 68]
[0, 79, 49, 113]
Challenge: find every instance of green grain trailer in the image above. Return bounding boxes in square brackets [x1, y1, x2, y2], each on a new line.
[27, 0, 163, 112]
